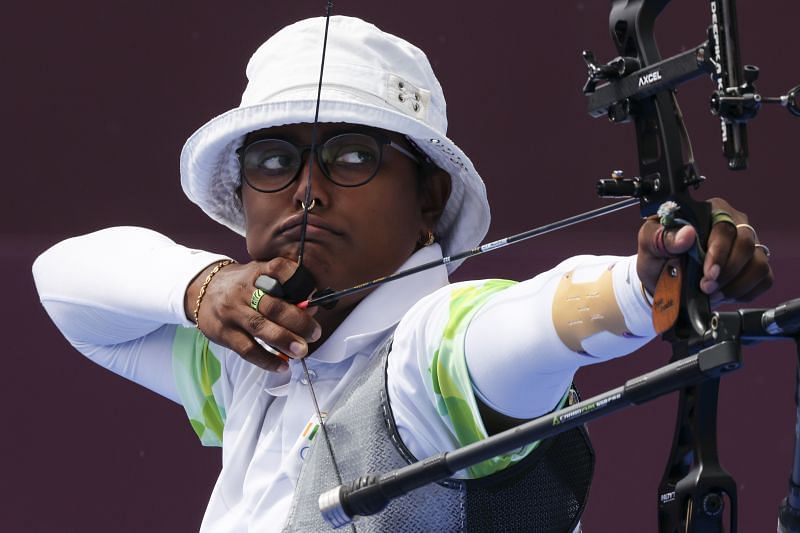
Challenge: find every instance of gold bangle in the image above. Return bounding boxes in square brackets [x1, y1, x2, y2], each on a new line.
[193, 259, 236, 328]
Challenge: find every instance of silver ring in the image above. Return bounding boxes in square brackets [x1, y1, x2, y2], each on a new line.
[755, 243, 771, 258]
[736, 223, 758, 244]
[301, 198, 316, 211]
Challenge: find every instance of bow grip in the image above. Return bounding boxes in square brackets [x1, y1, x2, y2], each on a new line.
[673, 199, 713, 340]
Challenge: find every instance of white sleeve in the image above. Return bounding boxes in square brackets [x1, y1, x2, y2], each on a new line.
[32, 226, 231, 401]
[464, 254, 655, 419]
[388, 254, 654, 475]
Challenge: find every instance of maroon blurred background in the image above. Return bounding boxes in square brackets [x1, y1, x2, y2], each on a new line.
[5, 1, 799, 531]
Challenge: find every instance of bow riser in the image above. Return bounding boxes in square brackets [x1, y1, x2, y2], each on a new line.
[595, 1, 748, 530]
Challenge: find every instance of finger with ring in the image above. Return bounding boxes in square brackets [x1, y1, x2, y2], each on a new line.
[736, 223, 758, 245]
[711, 210, 736, 228]
[251, 288, 266, 311]
[755, 243, 771, 258]
[652, 225, 670, 257]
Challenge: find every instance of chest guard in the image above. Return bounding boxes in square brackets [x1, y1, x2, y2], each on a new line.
[282, 337, 595, 532]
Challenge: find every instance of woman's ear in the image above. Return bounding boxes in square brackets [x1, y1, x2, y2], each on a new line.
[420, 168, 452, 229]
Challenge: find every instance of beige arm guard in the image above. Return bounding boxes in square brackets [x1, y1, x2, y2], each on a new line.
[552, 268, 629, 353]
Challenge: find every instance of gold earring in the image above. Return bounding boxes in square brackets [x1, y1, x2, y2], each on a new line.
[421, 230, 435, 246]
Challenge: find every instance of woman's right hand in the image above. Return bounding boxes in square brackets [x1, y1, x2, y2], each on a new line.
[185, 257, 321, 372]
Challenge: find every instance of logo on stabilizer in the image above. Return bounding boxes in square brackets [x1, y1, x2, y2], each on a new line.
[638, 70, 662, 87]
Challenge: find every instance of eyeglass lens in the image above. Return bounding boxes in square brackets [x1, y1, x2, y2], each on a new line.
[241, 133, 384, 192]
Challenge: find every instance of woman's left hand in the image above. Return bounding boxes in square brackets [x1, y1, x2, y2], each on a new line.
[637, 197, 773, 305]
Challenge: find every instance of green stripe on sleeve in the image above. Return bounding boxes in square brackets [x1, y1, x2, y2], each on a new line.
[430, 280, 569, 478]
[172, 327, 226, 447]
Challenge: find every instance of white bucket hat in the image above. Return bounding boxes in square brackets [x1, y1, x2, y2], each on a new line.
[180, 15, 490, 272]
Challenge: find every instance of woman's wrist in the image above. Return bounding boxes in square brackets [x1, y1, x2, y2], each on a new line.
[186, 259, 237, 327]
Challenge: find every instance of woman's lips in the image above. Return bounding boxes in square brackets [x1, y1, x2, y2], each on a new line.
[279, 224, 339, 241]
[276, 214, 343, 241]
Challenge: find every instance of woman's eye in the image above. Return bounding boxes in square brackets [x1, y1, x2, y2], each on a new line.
[334, 148, 375, 165]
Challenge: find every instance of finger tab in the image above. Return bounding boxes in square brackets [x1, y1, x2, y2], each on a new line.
[281, 265, 317, 304]
[255, 275, 286, 299]
[652, 259, 682, 334]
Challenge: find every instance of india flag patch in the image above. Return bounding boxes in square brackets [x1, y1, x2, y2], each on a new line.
[299, 412, 327, 461]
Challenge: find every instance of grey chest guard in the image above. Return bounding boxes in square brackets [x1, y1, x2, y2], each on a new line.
[282, 336, 595, 532]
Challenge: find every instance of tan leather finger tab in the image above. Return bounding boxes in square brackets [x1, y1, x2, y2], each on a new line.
[552, 269, 628, 353]
[652, 259, 682, 334]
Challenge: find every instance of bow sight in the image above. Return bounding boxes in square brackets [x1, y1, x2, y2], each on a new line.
[584, 1, 799, 175]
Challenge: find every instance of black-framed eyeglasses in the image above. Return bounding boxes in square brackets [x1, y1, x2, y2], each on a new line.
[237, 132, 421, 193]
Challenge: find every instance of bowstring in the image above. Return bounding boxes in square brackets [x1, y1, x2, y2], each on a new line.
[297, 2, 333, 268]
[294, 5, 353, 526]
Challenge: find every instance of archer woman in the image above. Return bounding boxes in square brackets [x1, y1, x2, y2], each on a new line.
[32, 16, 771, 532]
